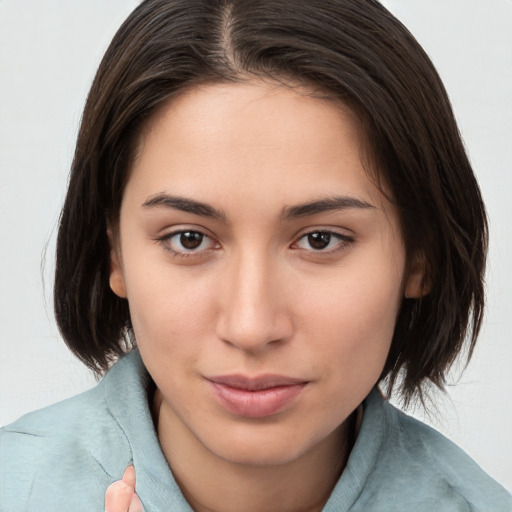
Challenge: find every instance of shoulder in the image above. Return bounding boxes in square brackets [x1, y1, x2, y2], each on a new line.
[372, 394, 511, 511]
[0, 366, 133, 511]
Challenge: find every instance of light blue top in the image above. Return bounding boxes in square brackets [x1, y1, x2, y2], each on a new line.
[1, 350, 510, 511]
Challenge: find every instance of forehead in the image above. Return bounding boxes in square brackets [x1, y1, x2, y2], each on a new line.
[126, 81, 386, 212]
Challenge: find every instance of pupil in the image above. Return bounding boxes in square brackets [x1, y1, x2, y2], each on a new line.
[308, 232, 331, 250]
[180, 232, 203, 250]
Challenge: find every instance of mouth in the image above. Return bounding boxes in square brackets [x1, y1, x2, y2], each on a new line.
[205, 374, 309, 418]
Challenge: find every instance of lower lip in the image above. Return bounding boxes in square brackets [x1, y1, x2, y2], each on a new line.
[208, 381, 307, 418]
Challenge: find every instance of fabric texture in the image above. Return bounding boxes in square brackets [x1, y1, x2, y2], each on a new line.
[1, 350, 510, 511]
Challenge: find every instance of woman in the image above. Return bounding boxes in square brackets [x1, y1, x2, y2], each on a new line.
[1, 1, 510, 510]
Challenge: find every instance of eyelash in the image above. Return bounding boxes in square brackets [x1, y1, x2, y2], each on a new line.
[155, 228, 354, 259]
[292, 230, 354, 254]
[156, 230, 218, 258]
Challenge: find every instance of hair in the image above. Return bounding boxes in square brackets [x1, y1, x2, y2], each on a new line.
[54, 0, 487, 405]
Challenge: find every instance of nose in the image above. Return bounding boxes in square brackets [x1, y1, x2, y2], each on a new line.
[215, 251, 294, 353]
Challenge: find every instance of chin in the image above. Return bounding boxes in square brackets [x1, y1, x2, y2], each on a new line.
[200, 422, 335, 468]
[213, 441, 307, 467]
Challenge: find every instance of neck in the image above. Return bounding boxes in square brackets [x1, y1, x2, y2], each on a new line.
[154, 389, 358, 512]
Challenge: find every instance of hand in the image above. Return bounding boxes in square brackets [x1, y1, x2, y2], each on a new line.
[105, 466, 144, 512]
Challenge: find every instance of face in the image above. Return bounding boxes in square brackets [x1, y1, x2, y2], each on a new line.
[110, 81, 423, 467]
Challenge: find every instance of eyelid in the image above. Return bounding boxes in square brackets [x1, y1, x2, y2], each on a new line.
[291, 228, 355, 254]
[154, 225, 354, 259]
[155, 226, 220, 258]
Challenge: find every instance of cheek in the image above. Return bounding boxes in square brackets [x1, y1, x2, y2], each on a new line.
[128, 277, 215, 346]
[126, 271, 217, 396]
[297, 255, 404, 378]
[120, 241, 218, 355]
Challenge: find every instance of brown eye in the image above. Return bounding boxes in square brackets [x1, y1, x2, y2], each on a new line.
[294, 230, 353, 253]
[160, 230, 217, 256]
[307, 232, 332, 250]
[180, 231, 204, 250]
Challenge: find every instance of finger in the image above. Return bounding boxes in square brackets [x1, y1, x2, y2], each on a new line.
[122, 465, 136, 488]
[105, 466, 137, 512]
[124, 466, 144, 512]
[128, 492, 145, 512]
[105, 479, 134, 512]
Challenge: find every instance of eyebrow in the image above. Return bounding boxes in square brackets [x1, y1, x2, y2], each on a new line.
[142, 193, 375, 222]
[142, 194, 227, 221]
[281, 196, 375, 220]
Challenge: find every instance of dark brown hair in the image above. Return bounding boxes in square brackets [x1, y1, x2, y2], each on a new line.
[54, 0, 487, 404]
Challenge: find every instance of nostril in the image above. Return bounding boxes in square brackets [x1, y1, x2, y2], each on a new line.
[216, 309, 293, 353]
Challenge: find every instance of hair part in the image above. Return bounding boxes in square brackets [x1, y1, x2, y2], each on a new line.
[54, 0, 487, 404]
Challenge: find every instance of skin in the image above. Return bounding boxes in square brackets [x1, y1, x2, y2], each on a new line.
[105, 466, 144, 512]
[108, 81, 424, 512]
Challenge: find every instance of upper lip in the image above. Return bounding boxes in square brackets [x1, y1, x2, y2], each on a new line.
[206, 374, 308, 391]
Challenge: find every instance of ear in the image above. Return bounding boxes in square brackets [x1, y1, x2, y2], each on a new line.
[107, 227, 127, 299]
[404, 252, 430, 299]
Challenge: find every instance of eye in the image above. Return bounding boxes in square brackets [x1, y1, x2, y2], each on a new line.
[158, 230, 218, 256]
[294, 230, 353, 253]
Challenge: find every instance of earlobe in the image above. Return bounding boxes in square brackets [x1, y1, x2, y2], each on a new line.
[109, 261, 127, 298]
[107, 228, 127, 299]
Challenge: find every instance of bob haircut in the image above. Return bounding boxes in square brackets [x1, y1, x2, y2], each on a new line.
[54, 0, 487, 404]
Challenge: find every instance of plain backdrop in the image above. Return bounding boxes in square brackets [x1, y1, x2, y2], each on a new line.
[0, 0, 511, 490]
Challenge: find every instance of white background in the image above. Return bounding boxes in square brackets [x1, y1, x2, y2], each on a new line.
[0, 0, 511, 490]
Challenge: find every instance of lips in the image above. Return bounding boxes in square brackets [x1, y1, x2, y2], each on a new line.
[206, 374, 308, 418]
